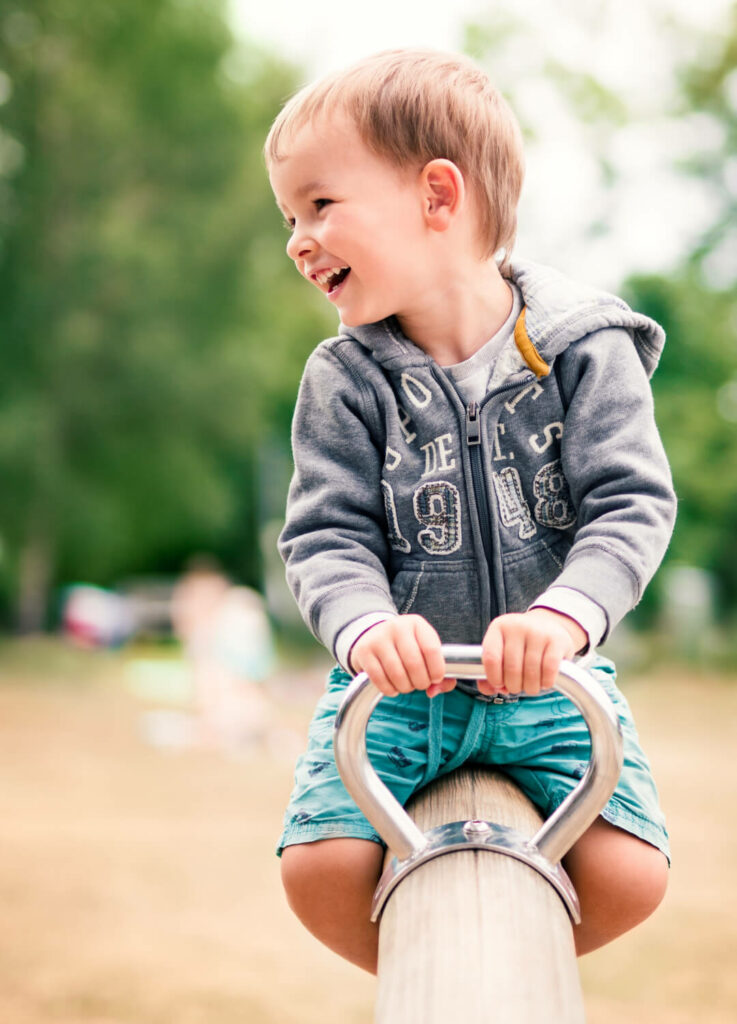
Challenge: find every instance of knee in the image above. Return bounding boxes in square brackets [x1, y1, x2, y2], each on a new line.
[597, 837, 669, 927]
[629, 844, 669, 923]
[567, 823, 669, 953]
[280, 844, 320, 916]
[280, 839, 383, 972]
[280, 838, 383, 921]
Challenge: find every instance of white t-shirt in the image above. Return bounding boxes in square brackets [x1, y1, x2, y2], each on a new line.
[442, 282, 523, 404]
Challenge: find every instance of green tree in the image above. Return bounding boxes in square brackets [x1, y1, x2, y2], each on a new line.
[624, 5, 737, 613]
[623, 272, 737, 607]
[466, 4, 737, 615]
[0, 1, 330, 628]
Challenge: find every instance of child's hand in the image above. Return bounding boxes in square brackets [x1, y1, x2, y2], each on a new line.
[350, 615, 454, 698]
[479, 609, 588, 697]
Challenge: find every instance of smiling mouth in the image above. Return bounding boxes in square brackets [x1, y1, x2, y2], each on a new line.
[312, 266, 351, 294]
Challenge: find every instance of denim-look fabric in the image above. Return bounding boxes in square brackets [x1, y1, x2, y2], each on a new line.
[278, 658, 669, 861]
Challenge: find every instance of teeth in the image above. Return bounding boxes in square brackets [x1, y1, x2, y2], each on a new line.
[314, 266, 349, 287]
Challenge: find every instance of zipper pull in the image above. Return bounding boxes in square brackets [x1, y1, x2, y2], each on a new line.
[466, 402, 481, 446]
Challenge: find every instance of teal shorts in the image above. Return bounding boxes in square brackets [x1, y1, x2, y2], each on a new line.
[278, 657, 669, 861]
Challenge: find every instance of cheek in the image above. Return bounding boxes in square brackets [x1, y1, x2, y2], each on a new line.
[325, 205, 375, 253]
[320, 215, 351, 253]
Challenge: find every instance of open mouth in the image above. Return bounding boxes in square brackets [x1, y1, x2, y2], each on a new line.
[312, 266, 351, 295]
[328, 267, 350, 293]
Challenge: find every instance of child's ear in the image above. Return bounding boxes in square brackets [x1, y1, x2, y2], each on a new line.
[420, 159, 465, 232]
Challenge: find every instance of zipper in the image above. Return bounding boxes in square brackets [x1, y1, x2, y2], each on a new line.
[431, 366, 537, 629]
[463, 377, 536, 617]
[465, 401, 494, 566]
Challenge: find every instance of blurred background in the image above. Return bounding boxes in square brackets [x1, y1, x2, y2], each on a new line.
[0, 1, 735, 1021]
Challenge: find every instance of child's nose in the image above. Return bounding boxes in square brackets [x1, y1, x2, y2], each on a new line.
[286, 229, 313, 262]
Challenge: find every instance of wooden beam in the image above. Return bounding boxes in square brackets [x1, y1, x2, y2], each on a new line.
[375, 768, 584, 1024]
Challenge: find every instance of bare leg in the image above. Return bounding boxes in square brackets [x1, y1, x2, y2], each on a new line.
[282, 821, 667, 969]
[281, 838, 385, 973]
[564, 816, 668, 956]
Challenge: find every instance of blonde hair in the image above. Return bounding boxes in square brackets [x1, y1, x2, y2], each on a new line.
[265, 49, 525, 268]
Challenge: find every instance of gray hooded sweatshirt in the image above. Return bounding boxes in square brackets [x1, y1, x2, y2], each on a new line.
[279, 258, 676, 663]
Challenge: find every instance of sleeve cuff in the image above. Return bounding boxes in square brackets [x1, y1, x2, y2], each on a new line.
[528, 586, 608, 652]
[335, 612, 396, 673]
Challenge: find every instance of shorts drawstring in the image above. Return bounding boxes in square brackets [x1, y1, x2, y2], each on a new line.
[420, 690, 446, 788]
[422, 693, 487, 787]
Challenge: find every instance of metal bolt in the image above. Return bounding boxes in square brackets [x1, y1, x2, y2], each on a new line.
[463, 819, 492, 836]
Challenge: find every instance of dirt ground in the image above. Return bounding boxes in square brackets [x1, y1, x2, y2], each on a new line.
[0, 639, 734, 1023]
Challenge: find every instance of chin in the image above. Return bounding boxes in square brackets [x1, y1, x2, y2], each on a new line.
[340, 307, 393, 328]
[336, 310, 363, 327]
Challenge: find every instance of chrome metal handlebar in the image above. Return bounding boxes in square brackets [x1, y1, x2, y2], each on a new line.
[334, 645, 623, 866]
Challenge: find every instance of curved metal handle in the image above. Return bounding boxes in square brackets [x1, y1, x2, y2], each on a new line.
[334, 644, 623, 864]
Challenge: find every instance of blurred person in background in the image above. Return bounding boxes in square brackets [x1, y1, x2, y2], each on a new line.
[171, 556, 275, 754]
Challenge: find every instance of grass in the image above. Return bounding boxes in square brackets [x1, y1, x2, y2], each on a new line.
[0, 639, 734, 1022]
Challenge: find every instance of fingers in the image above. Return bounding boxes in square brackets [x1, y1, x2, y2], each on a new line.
[351, 616, 447, 698]
[355, 647, 408, 697]
[479, 624, 503, 696]
[540, 635, 569, 691]
[481, 613, 575, 696]
[427, 677, 457, 698]
[413, 616, 447, 690]
[353, 610, 579, 700]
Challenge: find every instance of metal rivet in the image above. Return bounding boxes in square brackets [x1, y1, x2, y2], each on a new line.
[463, 819, 492, 836]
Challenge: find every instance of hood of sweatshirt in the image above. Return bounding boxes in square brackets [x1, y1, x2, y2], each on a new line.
[339, 257, 665, 381]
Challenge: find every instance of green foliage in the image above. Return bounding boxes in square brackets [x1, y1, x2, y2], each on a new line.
[464, 17, 521, 64]
[2, 0, 736, 629]
[542, 60, 628, 127]
[466, 1, 737, 617]
[0, 1, 331, 622]
[673, 5, 737, 281]
[635, 5, 737, 612]
[623, 272, 737, 610]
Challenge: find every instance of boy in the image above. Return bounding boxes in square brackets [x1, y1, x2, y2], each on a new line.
[266, 49, 675, 973]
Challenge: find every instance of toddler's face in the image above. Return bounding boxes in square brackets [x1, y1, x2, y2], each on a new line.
[269, 115, 432, 329]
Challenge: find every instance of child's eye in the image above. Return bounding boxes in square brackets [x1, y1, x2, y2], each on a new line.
[283, 217, 295, 231]
[314, 198, 332, 211]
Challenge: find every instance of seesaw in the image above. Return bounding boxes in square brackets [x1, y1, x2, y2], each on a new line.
[334, 645, 623, 1023]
